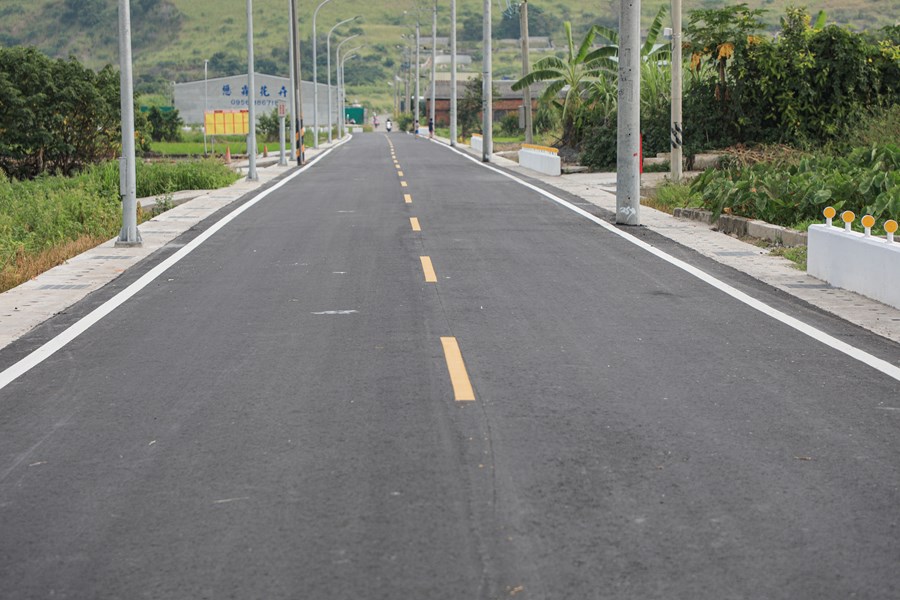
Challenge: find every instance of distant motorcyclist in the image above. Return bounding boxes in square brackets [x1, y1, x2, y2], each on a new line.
[386, 119, 393, 133]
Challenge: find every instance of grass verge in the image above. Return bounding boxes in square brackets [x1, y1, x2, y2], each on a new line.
[0, 159, 239, 293]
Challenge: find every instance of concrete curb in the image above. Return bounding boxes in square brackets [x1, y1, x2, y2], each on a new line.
[674, 208, 808, 247]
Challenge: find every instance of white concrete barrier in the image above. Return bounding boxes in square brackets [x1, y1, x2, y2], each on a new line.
[808, 220, 900, 309]
[518, 143, 561, 176]
[470, 133, 483, 153]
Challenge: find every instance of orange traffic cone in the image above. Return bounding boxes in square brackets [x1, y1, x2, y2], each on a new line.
[263, 144, 269, 157]
[225, 146, 231, 164]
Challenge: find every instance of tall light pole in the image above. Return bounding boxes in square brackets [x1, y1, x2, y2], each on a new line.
[430, 0, 437, 132]
[288, 0, 297, 163]
[335, 35, 359, 138]
[116, 0, 141, 247]
[520, 0, 533, 144]
[203, 59, 209, 155]
[670, 0, 683, 181]
[482, 0, 492, 161]
[450, 0, 457, 145]
[246, 0, 258, 181]
[290, 0, 303, 164]
[327, 15, 358, 144]
[617, 0, 640, 224]
[312, 0, 333, 150]
[340, 48, 361, 137]
[415, 19, 421, 133]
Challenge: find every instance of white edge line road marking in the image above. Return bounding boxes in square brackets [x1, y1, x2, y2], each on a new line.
[0, 138, 351, 392]
[435, 140, 900, 384]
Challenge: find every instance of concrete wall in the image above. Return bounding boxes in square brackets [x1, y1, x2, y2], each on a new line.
[175, 74, 336, 126]
[808, 224, 900, 309]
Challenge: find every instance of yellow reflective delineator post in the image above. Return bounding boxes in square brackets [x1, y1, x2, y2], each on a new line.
[842, 210, 855, 232]
[885, 220, 898, 244]
[862, 215, 876, 237]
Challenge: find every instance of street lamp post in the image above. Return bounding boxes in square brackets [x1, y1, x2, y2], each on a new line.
[415, 20, 420, 134]
[312, 0, 333, 150]
[340, 49, 361, 137]
[430, 0, 436, 133]
[116, 0, 141, 247]
[246, 0, 258, 181]
[289, 0, 303, 164]
[450, 0, 457, 145]
[327, 16, 359, 144]
[335, 35, 359, 138]
[204, 59, 208, 155]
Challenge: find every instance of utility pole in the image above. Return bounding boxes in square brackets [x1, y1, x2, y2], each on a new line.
[519, 0, 532, 144]
[482, 0, 492, 161]
[290, 0, 303, 164]
[430, 0, 437, 133]
[616, 0, 640, 225]
[246, 0, 258, 181]
[450, 0, 458, 145]
[116, 0, 141, 247]
[415, 20, 421, 134]
[670, 0, 683, 181]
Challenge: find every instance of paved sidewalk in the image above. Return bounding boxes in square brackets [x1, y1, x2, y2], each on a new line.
[0, 145, 335, 351]
[445, 138, 900, 345]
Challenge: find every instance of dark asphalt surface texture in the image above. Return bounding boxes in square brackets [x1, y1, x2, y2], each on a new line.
[1, 133, 899, 599]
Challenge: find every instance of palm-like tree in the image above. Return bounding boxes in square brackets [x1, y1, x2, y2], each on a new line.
[514, 8, 672, 147]
[512, 22, 616, 146]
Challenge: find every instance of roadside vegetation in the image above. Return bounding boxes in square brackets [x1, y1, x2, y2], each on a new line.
[0, 160, 238, 293]
[505, 5, 900, 240]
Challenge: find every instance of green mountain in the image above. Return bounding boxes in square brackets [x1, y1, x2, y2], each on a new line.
[1, 0, 896, 107]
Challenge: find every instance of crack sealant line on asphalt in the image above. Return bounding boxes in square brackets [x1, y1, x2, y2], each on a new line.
[0, 139, 349, 393]
[434, 140, 900, 384]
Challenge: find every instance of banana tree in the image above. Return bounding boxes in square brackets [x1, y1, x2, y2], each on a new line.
[512, 22, 616, 146]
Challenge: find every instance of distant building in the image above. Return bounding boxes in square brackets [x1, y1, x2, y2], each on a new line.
[174, 73, 338, 127]
[427, 77, 550, 126]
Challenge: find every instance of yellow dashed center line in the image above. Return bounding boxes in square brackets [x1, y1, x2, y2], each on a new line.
[410, 217, 421, 231]
[398, 171, 404, 177]
[420, 256, 437, 283]
[440, 337, 476, 402]
[401, 181, 408, 187]
[404, 194, 412, 204]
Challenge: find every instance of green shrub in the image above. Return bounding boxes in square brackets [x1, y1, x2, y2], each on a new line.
[0, 159, 239, 279]
[499, 113, 521, 136]
[690, 143, 900, 227]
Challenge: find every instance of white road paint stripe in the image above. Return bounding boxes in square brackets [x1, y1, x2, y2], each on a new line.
[0, 140, 349, 392]
[438, 141, 900, 383]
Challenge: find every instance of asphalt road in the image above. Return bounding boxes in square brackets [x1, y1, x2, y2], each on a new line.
[1, 133, 899, 599]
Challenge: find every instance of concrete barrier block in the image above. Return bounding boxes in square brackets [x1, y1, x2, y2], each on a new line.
[518, 146, 561, 176]
[471, 134, 483, 153]
[808, 224, 900, 309]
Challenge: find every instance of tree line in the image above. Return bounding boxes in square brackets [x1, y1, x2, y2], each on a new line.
[0, 47, 183, 180]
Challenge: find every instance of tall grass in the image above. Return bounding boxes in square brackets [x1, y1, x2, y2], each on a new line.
[0, 159, 239, 292]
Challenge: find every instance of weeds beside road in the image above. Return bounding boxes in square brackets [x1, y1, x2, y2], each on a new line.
[0, 159, 238, 293]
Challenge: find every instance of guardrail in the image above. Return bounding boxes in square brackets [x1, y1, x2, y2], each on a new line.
[517, 143, 561, 176]
[808, 207, 899, 309]
[470, 133, 483, 153]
